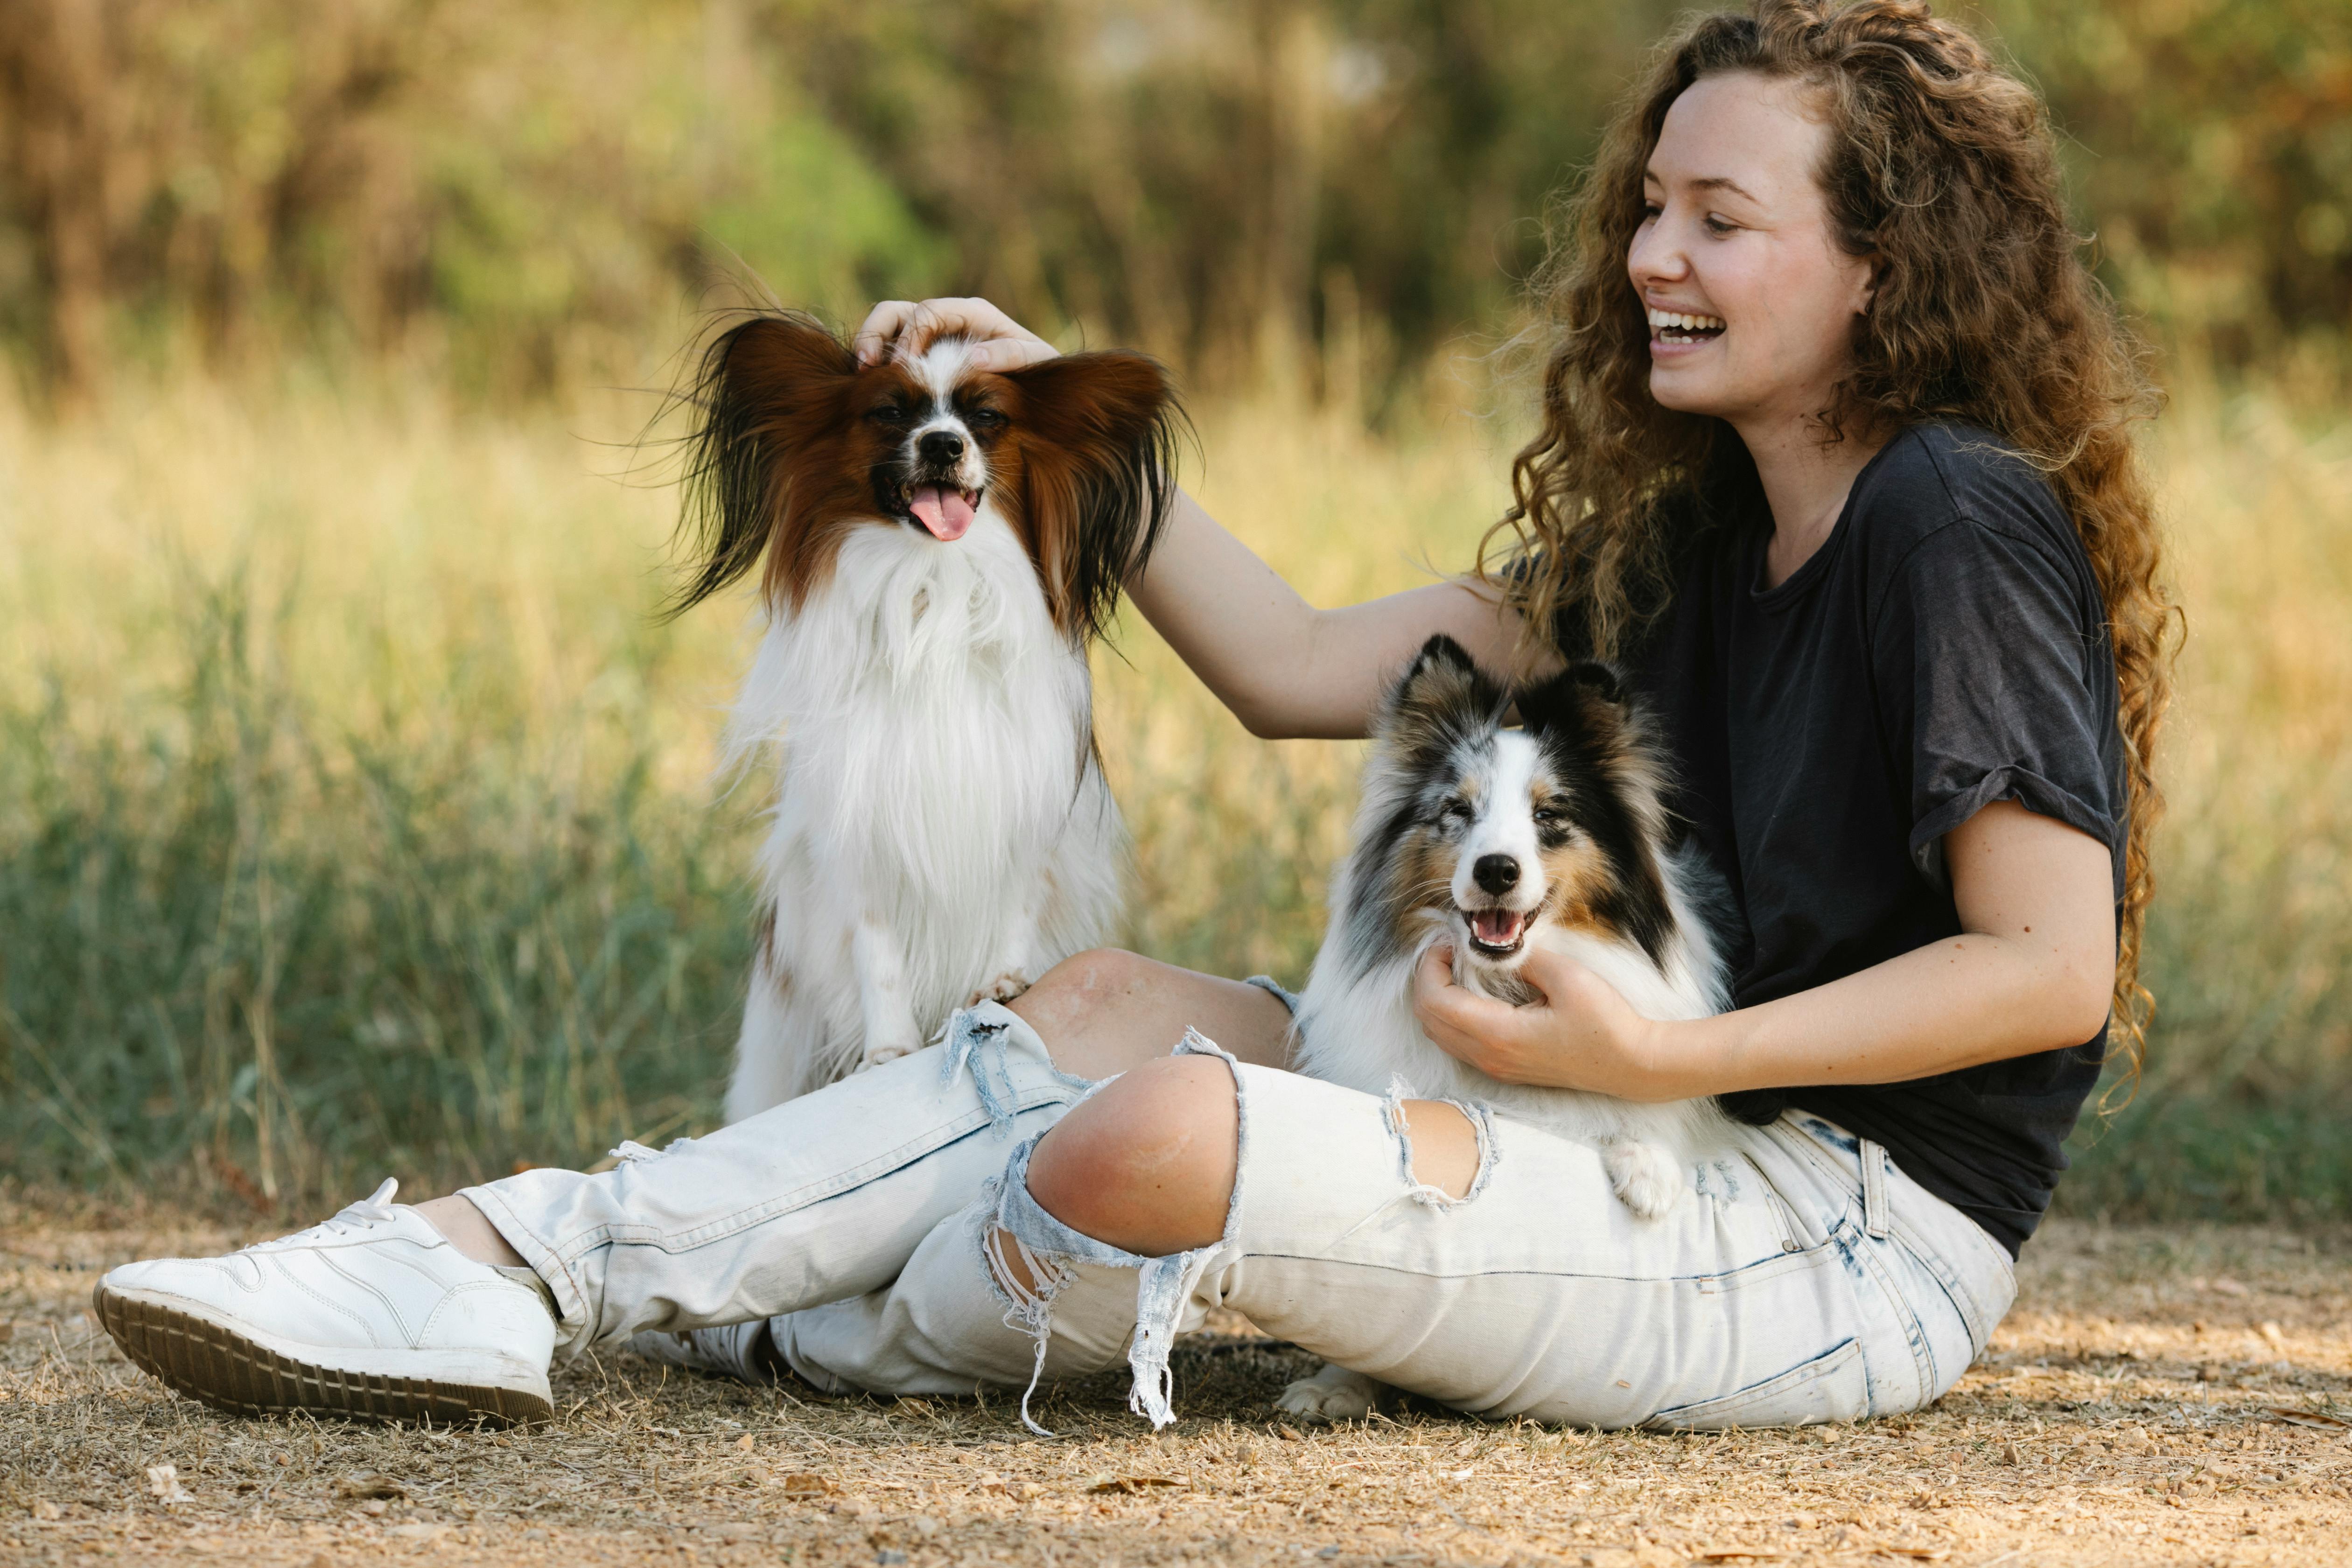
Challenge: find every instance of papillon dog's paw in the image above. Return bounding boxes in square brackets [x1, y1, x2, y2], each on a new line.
[1275, 1361, 1381, 1424]
[1603, 1140, 1687, 1219]
[963, 971, 1034, 1010]
[855, 1035, 922, 1072]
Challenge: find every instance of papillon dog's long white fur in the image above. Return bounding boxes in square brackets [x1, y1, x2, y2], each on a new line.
[676, 314, 1180, 1119]
[1279, 635, 1734, 1419]
[722, 507, 1123, 1116]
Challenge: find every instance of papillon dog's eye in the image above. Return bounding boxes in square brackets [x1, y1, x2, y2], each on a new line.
[867, 403, 911, 425]
[966, 407, 1008, 430]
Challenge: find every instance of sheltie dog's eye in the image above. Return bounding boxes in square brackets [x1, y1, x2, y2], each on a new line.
[1532, 805, 1560, 823]
[1435, 798, 1471, 828]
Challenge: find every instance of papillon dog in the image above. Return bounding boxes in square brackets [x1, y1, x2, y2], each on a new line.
[1277, 634, 1735, 1419]
[674, 311, 1182, 1119]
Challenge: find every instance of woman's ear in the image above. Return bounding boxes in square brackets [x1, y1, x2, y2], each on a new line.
[674, 312, 860, 616]
[1002, 351, 1186, 644]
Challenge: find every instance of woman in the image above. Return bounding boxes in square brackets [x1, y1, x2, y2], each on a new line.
[98, 0, 2172, 1432]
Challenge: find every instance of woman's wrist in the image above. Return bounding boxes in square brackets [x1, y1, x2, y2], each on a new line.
[1619, 1015, 1708, 1101]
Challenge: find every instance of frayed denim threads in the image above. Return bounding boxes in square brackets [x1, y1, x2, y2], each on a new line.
[986, 1028, 1244, 1431]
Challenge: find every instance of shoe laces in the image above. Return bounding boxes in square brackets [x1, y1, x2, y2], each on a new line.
[247, 1178, 402, 1252]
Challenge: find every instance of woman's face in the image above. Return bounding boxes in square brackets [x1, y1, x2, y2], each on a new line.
[1628, 70, 1876, 429]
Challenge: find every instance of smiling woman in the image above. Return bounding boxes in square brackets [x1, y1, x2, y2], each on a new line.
[94, 0, 2174, 1442]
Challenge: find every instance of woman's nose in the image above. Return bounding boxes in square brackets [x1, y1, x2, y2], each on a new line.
[1627, 216, 1689, 287]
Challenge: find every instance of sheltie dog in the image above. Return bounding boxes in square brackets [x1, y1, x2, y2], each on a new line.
[1293, 633, 1733, 1206]
[1278, 633, 1736, 1418]
[674, 311, 1183, 1119]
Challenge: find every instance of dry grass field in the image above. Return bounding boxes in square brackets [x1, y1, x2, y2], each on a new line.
[1, 364, 2346, 1209]
[2, 1192, 2347, 1567]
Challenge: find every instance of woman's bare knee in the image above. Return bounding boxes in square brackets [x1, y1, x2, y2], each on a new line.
[1010, 950, 1293, 1078]
[1024, 1055, 1238, 1255]
[1398, 1099, 1479, 1200]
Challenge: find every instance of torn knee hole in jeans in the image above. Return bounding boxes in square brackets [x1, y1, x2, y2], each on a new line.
[1381, 1081, 1497, 1208]
[981, 1028, 1245, 1436]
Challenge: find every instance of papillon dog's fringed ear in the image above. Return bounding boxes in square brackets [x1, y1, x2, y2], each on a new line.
[1003, 352, 1189, 645]
[670, 310, 857, 619]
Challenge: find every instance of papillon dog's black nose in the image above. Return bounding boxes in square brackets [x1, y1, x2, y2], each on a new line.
[918, 430, 966, 465]
[1473, 854, 1520, 894]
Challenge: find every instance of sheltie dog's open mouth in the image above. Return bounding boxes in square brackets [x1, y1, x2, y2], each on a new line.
[894, 483, 985, 542]
[1461, 904, 1532, 959]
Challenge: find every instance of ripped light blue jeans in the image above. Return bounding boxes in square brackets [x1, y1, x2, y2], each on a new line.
[462, 998, 2016, 1430]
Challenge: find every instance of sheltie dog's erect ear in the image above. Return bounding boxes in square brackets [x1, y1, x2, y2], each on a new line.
[673, 312, 861, 616]
[1001, 351, 1185, 644]
[1378, 634, 1507, 763]
[1515, 659, 1631, 749]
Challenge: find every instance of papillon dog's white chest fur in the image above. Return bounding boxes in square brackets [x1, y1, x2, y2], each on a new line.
[723, 514, 1122, 1118]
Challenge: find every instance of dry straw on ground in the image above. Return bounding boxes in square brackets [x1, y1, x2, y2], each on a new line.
[3, 1193, 2345, 1567]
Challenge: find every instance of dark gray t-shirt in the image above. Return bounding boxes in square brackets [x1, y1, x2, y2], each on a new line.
[1566, 424, 2126, 1256]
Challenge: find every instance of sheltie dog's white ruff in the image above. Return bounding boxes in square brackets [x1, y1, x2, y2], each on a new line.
[723, 452, 1121, 1121]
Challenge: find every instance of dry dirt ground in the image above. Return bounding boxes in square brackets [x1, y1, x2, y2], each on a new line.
[2, 1192, 2346, 1568]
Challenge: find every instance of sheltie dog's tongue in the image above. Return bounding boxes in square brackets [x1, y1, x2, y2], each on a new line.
[909, 485, 975, 541]
[1470, 908, 1526, 948]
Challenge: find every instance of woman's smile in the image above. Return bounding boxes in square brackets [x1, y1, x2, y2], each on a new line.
[1647, 306, 1727, 357]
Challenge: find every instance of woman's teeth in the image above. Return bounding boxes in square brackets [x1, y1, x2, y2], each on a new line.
[1647, 308, 1726, 342]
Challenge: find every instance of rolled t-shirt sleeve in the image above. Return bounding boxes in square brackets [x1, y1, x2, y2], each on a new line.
[1873, 516, 2126, 896]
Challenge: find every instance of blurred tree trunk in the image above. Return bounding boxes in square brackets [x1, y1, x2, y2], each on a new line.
[0, 0, 133, 403]
[1246, 0, 1323, 393]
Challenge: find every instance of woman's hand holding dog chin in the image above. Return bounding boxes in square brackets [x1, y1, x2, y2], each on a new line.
[1411, 944, 1685, 1101]
[853, 297, 1059, 373]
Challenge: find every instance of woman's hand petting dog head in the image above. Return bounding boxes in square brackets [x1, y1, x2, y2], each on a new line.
[1411, 941, 1681, 1102]
[854, 297, 1059, 374]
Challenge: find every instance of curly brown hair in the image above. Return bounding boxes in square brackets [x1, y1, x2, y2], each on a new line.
[1484, 0, 2179, 1076]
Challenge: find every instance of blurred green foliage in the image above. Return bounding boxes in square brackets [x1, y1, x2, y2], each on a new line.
[1, 0, 2345, 402]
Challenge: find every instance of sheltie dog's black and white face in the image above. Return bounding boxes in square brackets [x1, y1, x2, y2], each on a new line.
[1341, 635, 1681, 983]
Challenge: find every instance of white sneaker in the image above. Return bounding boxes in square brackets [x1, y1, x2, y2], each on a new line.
[94, 1179, 555, 1426]
[627, 1321, 781, 1386]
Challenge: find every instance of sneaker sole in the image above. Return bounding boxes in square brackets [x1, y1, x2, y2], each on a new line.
[94, 1284, 554, 1428]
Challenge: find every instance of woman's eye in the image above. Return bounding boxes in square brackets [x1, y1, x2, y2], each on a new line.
[1703, 214, 1738, 237]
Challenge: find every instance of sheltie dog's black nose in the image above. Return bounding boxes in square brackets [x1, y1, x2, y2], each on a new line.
[918, 429, 966, 465]
[1473, 854, 1521, 895]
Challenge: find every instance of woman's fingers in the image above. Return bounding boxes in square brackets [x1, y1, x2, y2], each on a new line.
[1411, 946, 1519, 1071]
[852, 296, 1059, 370]
[851, 301, 917, 365]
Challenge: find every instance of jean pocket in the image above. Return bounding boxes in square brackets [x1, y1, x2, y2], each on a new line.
[1645, 1338, 1869, 1431]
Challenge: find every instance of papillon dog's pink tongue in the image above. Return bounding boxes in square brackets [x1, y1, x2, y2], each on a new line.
[909, 485, 974, 541]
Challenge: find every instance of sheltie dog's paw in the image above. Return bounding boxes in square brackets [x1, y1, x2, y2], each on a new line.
[963, 971, 1034, 1009]
[1275, 1361, 1380, 1423]
[1603, 1139, 1687, 1219]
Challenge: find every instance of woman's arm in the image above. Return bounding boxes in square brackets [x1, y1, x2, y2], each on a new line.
[1412, 800, 2118, 1099]
[1132, 493, 1530, 739]
[853, 297, 1544, 740]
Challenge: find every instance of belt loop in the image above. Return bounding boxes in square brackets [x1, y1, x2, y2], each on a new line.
[1860, 1139, 1890, 1240]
